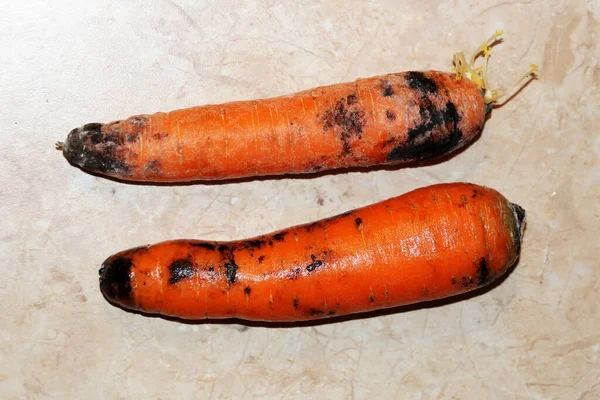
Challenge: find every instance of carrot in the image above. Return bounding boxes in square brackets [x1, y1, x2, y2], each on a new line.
[58, 31, 537, 182]
[99, 182, 526, 321]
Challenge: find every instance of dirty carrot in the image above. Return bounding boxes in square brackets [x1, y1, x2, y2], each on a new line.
[58, 31, 537, 182]
[99, 183, 526, 321]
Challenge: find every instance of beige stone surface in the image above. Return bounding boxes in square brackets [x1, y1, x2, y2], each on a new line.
[1, 0, 598, 398]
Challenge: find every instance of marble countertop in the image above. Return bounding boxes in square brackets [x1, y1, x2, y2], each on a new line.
[2, 1, 598, 398]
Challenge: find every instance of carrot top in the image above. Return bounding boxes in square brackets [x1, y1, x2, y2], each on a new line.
[453, 30, 538, 104]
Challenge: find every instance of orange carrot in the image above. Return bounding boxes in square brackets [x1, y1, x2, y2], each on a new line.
[99, 183, 526, 321]
[59, 31, 537, 182]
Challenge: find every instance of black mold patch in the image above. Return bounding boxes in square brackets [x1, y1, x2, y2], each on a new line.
[322, 97, 367, 154]
[143, 160, 161, 174]
[405, 71, 438, 94]
[99, 255, 133, 303]
[386, 101, 462, 162]
[354, 217, 363, 230]
[126, 133, 140, 143]
[347, 93, 358, 105]
[476, 258, 490, 286]
[309, 309, 324, 315]
[190, 242, 217, 251]
[306, 255, 323, 272]
[246, 239, 266, 250]
[244, 286, 251, 295]
[369, 293, 375, 303]
[169, 259, 196, 284]
[293, 297, 299, 309]
[83, 123, 103, 144]
[472, 190, 478, 198]
[290, 268, 301, 279]
[64, 125, 131, 175]
[382, 81, 394, 97]
[459, 276, 474, 288]
[224, 259, 239, 284]
[385, 109, 396, 121]
[271, 232, 287, 242]
[258, 256, 265, 264]
[217, 244, 230, 253]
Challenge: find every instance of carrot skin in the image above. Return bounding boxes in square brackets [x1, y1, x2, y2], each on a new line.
[99, 183, 525, 322]
[63, 71, 486, 182]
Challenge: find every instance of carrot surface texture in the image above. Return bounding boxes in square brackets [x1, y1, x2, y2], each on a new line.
[99, 183, 526, 322]
[58, 31, 537, 182]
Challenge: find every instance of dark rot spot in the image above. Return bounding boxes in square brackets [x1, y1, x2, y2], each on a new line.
[459, 276, 474, 288]
[244, 286, 251, 295]
[126, 133, 139, 143]
[293, 297, 299, 309]
[385, 109, 396, 121]
[83, 123, 103, 144]
[258, 256, 265, 264]
[382, 81, 394, 97]
[153, 132, 169, 140]
[451, 276, 456, 285]
[271, 232, 287, 242]
[99, 254, 133, 305]
[386, 101, 462, 162]
[63, 123, 131, 176]
[369, 293, 375, 303]
[290, 268, 301, 279]
[321, 98, 367, 154]
[306, 255, 323, 272]
[309, 309, 324, 316]
[217, 244, 230, 253]
[169, 259, 196, 284]
[476, 258, 490, 286]
[328, 311, 337, 315]
[246, 239, 266, 250]
[224, 259, 239, 284]
[347, 93, 358, 105]
[190, 242, 217, 251]
[129, 115, 147, 126]
[472, 190, 478, 198]
[354, 217, 363, 229]
[405, 71, 438, 94]
[142, 160, 161, 175]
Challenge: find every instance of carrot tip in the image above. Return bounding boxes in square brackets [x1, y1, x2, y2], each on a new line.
[453, 30, 539, 104]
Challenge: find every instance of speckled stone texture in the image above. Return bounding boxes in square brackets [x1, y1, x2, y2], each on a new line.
[1, 1, 598, 398]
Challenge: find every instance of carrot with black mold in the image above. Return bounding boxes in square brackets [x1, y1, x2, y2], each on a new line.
[99, 182, 526, 322]
[57, 31, 537, 182]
